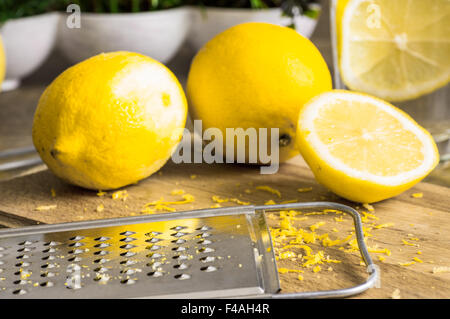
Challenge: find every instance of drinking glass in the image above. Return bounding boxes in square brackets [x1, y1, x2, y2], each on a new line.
[330, 0, 450, 161]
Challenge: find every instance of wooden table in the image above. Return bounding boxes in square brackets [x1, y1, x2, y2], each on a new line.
[0, 4, 449, 298]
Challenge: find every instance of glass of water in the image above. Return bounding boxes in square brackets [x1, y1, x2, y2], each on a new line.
[330, 0, 450, 161]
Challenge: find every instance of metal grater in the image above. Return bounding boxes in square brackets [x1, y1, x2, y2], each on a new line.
[0, 202, 379, 299]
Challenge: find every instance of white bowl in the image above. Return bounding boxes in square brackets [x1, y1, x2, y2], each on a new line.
[189, 7, 320, 52]
[0, 12, 60, 91]
[58, 7, 191, 65]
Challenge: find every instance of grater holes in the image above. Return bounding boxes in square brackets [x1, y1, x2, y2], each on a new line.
[120, 237, 137, 242]
[68, 249, 87, 255]
[197, 232, 212, 238]
[69, 242, 84, 247]
[146, 238, 163, 243]
[40, 281, 54, 287]
[198, 247, 215, 253]
[18, 240, 35, 246]
[13, 279, 27, 285]
[40, 271, 56, 278]
[171, 232, 189, 238]
[146, 244, 162, 251]
[13, 289, 27, 295]
[147, 271, 163, 277]
[15, 262, 31, 267]
[41, 255, 56, 261]
[68, 256, 82, 262]
[201, 266, 218, 272]
[172, 254, 189, 261]
[147, 261, 164, 269]
[145, 231, 162, 237]
[14, 268, 31, 276]
[17, 247, 35, 252]
[172, 246, 187, 252]
[94, 267, 109, 273]
[94, 236, 110, 241]
[196, 226, 212, 231]
[120, 251, 136, 257]
[94, 273, 110, 283]
[16, 254, 31, 260]
[120, 244, 136, 249]
[174, 274, 191, 280]
[171, 226, 187, 231]
[94, 250, 110, 256]
[197, 239, 213, 245]
[146, 252, 162, 259]
[120, 278, 137, 285]
[69, 236, 84, 241]
[200, 256, 215, 263]
[171, 239, 186, 244]
[43, 241, 59, 246]
[120, 268, 140, 275]
[173, 263, 189, 270]
[93, 258, 109, 264]
[120, 231, 136, 236]
[94, 243, 110, 248]
[120, 259, 137, 266]
[42, 248, 57, 253]
[41, 263, 58, 269]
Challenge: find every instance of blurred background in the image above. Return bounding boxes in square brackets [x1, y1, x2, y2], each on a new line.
[0, 0, 448, 186]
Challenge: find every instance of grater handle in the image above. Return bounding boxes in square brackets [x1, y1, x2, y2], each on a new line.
[255, 202, 380, 299]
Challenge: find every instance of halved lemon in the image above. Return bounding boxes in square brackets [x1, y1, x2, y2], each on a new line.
[338, 0, 450, 101]
[296, 90, 439, 203]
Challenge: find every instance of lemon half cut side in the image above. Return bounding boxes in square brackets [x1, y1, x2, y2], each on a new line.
[296, 90, 439, 203]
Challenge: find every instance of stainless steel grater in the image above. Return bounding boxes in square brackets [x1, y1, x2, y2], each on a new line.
[0, 202, 379, 299]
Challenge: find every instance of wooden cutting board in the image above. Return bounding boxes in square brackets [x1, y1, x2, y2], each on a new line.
[0, 157, 449, 298]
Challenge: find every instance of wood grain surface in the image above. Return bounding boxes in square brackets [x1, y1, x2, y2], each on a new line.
[0, 156, 449, 299]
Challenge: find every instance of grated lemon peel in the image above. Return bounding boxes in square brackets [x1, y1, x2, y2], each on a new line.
[212, 195, 250, 206]
[112, 190, 128, 201]
[142, 194, 195, 214]
[35, 205, 57, 211]
[255, 185, 282, 198]
[297, 187, 313, 193]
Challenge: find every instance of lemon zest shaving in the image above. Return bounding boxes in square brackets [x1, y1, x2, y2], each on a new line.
[35, 205, 57, 211]
[297, 187, 313, 193]
[374, 222, 395, 229]
[112, 190, 128, 201]
[255, 185, 281, 198]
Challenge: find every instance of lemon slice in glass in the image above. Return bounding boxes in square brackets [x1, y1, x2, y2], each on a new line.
[338, 0, 450, 101]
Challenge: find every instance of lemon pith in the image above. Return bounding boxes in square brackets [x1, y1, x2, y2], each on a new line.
[32, 52, 187, 190]
[187, 22, 332, 163]
[296, 90, 439, 203]
[337, 0, 450, 102]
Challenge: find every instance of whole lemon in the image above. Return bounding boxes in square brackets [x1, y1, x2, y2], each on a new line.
[0, 36, 5, 88]
[32, 52, 187, 190]
[187, 22, 332, 163]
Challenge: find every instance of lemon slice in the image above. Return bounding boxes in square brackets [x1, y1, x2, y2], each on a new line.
[297, 90, 439, 203]
[338, 0, 450, 101]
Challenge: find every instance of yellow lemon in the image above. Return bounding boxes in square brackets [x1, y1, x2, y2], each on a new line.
[296, 90, 439, 203]
[336, 0, 450, 101]
[0, 36, 5, 88]
[187, 22, 332, 163]
[32, 52, 187, 190]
